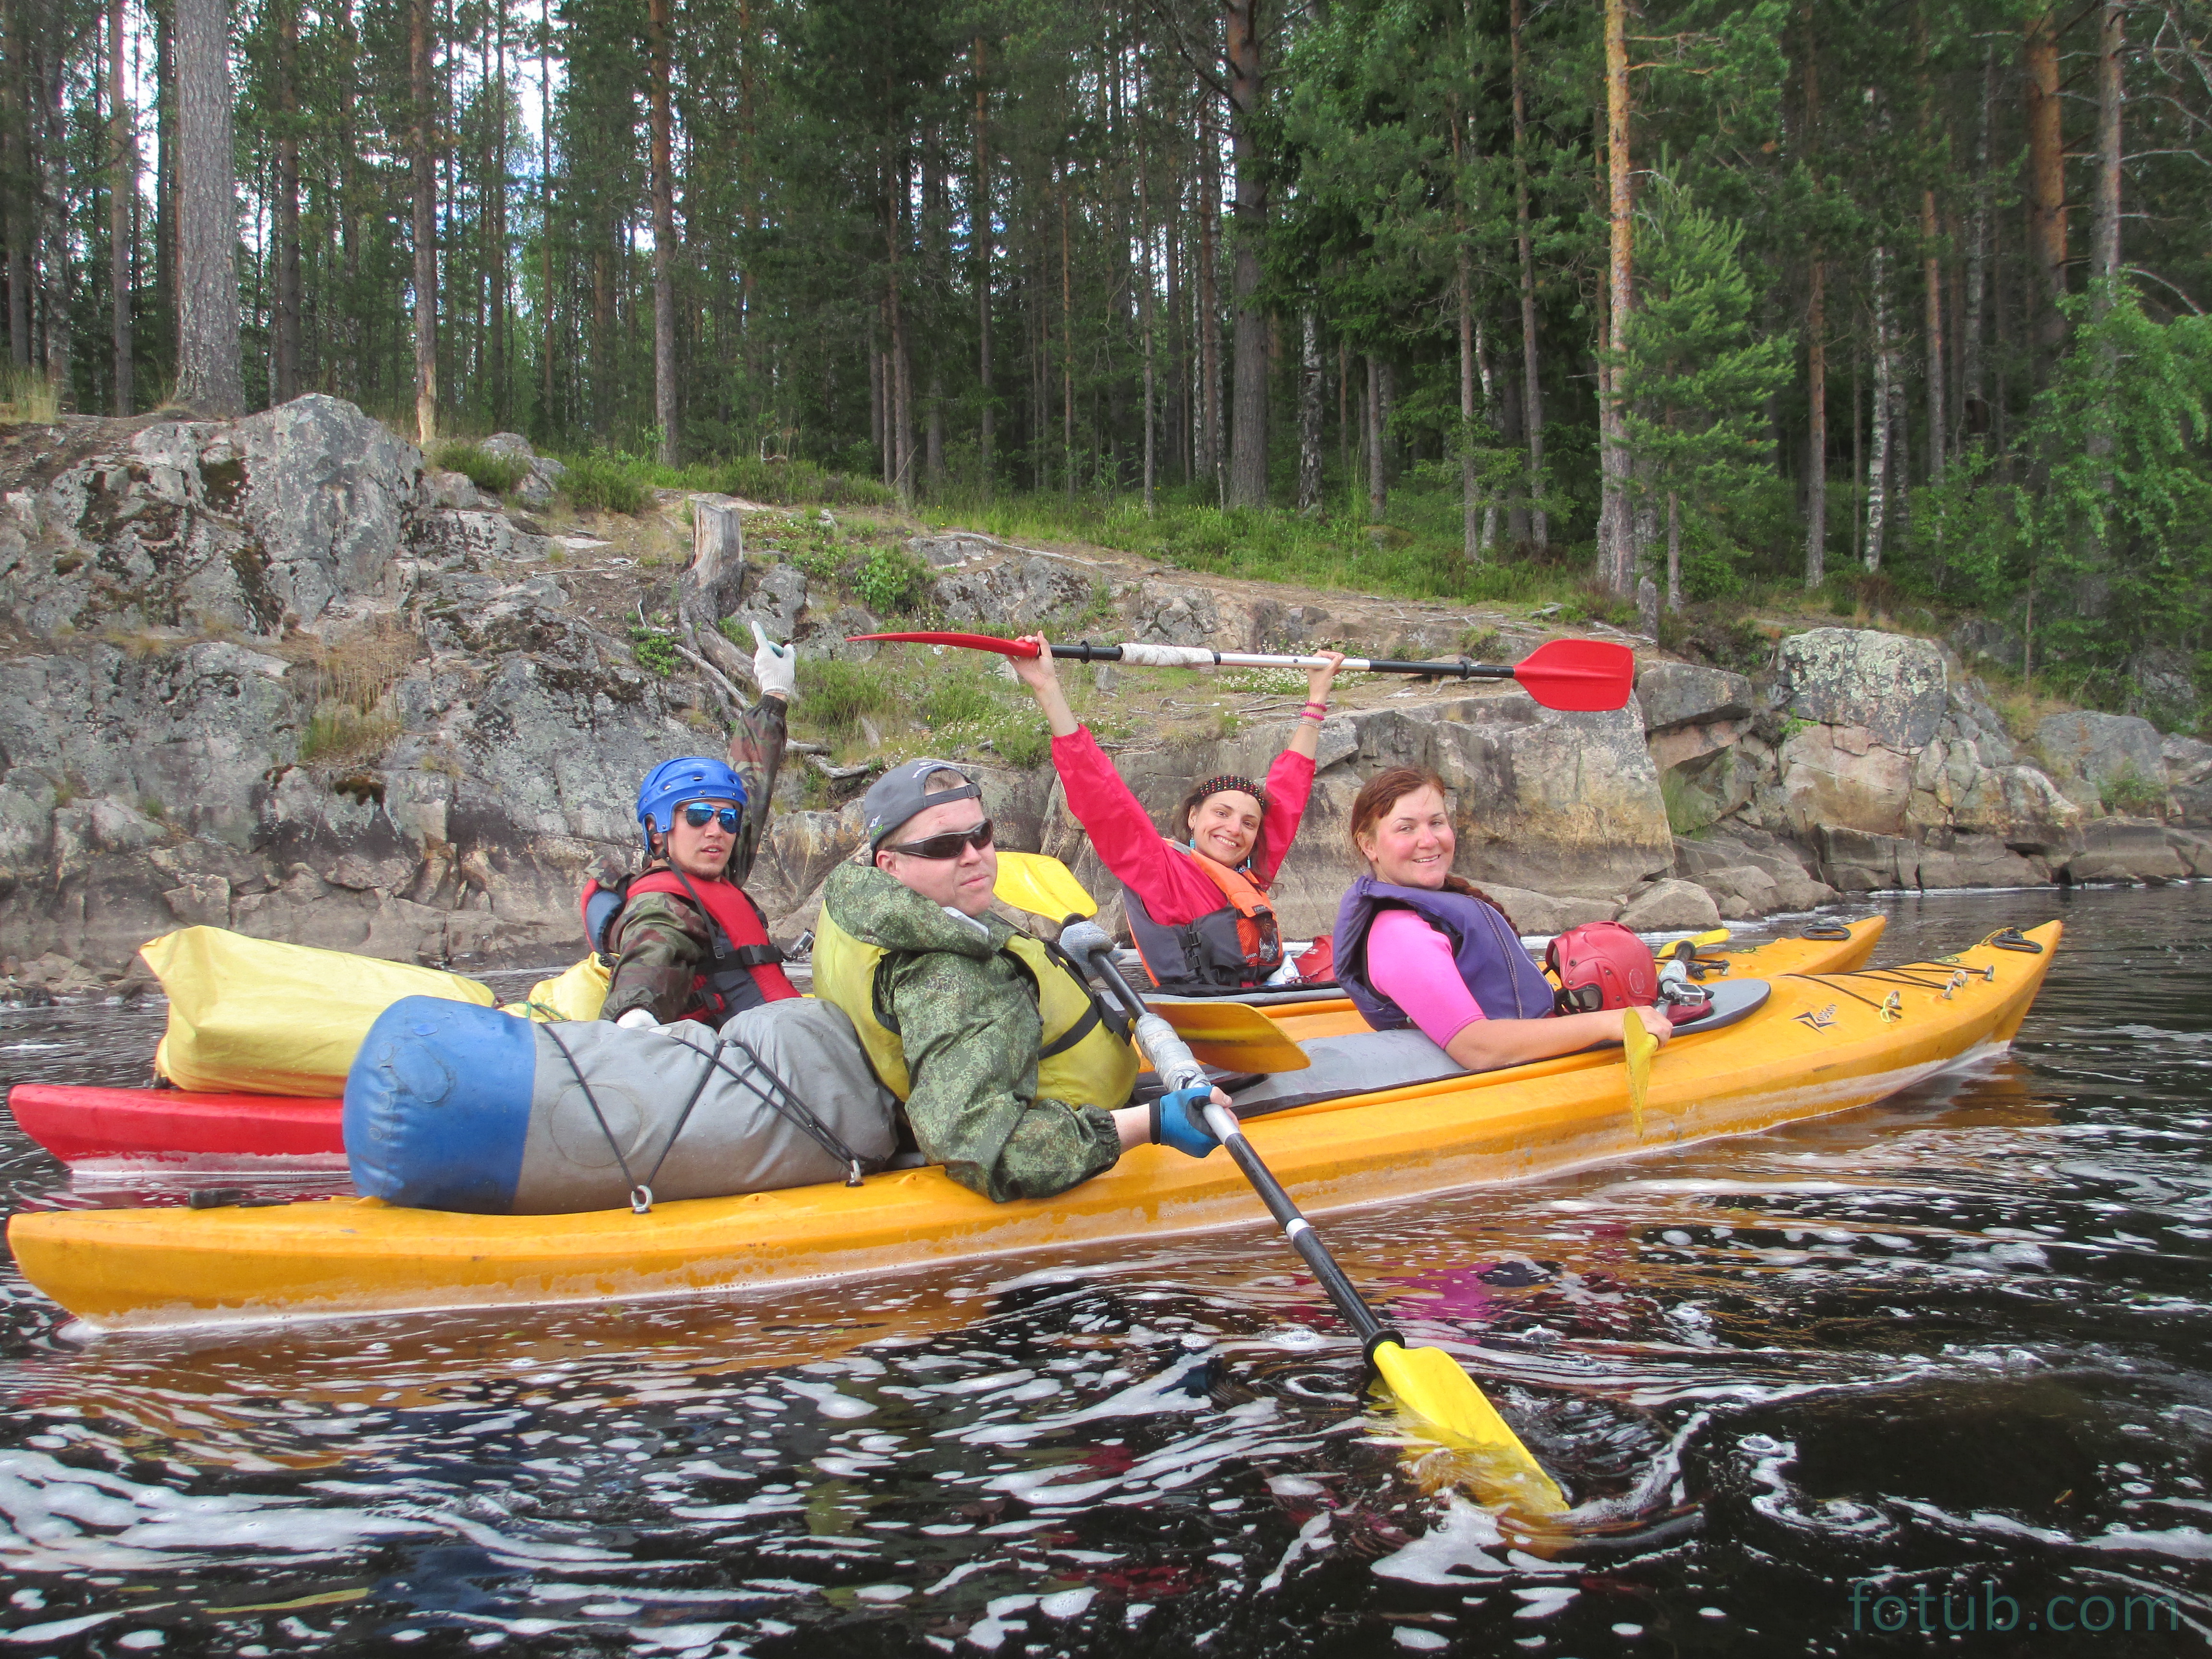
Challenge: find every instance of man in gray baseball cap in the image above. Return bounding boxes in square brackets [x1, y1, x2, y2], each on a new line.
[813, 757, 1233, 1202]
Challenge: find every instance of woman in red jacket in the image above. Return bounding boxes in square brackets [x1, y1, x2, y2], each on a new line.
[1012, 633, 1345, 993]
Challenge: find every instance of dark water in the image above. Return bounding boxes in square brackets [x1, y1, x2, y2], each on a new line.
[1, 888, 2208, 1656]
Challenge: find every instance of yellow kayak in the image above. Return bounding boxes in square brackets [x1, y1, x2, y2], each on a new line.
[10, 916, 2061, 1335]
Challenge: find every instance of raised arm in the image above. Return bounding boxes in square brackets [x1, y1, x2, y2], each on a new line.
[723, 625, 793, 890]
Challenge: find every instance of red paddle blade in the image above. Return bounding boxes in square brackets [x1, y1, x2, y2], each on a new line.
[845, 631, 1042, 658]
[1512, 637, 1635, 711]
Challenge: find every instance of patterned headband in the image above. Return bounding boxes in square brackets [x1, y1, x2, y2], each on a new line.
[1191, 774, 1267, 812]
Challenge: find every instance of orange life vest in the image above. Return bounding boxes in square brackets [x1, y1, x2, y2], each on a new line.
[1125, 839, 1284, 992]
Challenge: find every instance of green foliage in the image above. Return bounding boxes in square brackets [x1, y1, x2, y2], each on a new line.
[561, 455, 651, 516]
[2101, 763, 2166, 817]
[1903, 287, 2212, 696]
[797, 659, 900, 738]
[920, 673, 1001, 728]
[433, 442, 530, 496]
[629, 626, 678, 675]
[854, 546, 933, 615]
[300, 707, 399, 762]
[1619, 165, 1793, 593]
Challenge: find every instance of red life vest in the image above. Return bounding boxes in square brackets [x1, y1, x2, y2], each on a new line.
[585, 867, 798, 1022]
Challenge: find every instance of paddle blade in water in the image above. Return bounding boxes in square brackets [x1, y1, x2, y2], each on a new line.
[1623, 1007, 1657, 1137]
[1511, 638, 1635, 712]
[845, 631, 1043, 658]
[1372, 1340, 1569, 1517]
[992, 850, 1098, 921]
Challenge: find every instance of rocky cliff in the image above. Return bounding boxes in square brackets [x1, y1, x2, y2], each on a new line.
[1, 396, 2204, 994]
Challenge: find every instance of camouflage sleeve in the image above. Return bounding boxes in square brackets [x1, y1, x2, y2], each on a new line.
[724, 694, 787, 892]
[599, 892, 711, 1024]
[882, 950, 1122, 1203]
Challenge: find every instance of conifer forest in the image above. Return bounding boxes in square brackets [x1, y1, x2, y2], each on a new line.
[8, 0, 2212, 713]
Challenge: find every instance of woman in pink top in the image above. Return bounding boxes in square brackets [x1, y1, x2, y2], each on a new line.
[1336, 767, 1671, 1071]
[1011, 633, 1345, 993]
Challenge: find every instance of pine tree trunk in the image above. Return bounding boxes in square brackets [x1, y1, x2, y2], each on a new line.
[1197, 97, 1222, 503]
[1963, 42, 1992, 438]
[153, 0, 173, 381]
[1922, 187, 1943, 488]
[1058, 167, 1072, 495]
[648, 0, 677, 465]
[2092, 1, 2123, 302]
[2023, 8, 2068, 357]
[1365, 354, 1385, 521]
[337, 0, 361, 400]
[409, 0, 437, 441]
[272, 0, 301, 405]
[176, 0, 243, 415]
[1509, 0, 1545, 550]
[6, 0, 30, 372]
[487, 0, 506, 428]
[1223, 0, 1268, 507]
[1865, 244, 1892, 572]
[1666, 490, 1681, 611]
[1139, 117, 1158, 516]
[1916, 5, 1942, 487]
[972, 36, 992, 497]
[1458, 242, 1479, 561]
[40, 22, 71, 405]
[1297, 310, 1321, 516]
[1474, 315, 1498, 554]
[539, 0, 553, 433]
[1805, 257, 1827, 587]
[1601, 0, 1634, 593]
[108, 0, 133, 412]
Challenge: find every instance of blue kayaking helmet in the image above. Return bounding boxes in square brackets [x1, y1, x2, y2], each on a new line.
[636, 756, 747, 847]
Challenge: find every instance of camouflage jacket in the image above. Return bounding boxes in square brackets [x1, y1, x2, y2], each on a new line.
[819, 861, 1123, 1203]
[599, 695, 787, 1025]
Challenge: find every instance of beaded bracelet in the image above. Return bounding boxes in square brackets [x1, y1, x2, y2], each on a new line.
[1301, 701, 1329, 721]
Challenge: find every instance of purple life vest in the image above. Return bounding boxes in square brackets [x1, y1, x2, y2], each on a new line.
[1333, 877, 1557, 1031]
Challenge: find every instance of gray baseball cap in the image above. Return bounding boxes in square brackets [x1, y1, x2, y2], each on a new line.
[864, 758, 983, 853]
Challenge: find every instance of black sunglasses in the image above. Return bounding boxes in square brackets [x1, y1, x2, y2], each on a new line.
[884, 819, 995, 860]
[680, 802, 742, 832]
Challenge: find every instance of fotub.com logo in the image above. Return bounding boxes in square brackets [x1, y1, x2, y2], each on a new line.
[1849, 1579, 2182, 1635]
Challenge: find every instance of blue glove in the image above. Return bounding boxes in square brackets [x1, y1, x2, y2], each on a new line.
[1150, 1086, 1223, 1159]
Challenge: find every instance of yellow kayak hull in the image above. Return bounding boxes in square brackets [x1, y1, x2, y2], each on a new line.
[10, 916, 2028, 1336]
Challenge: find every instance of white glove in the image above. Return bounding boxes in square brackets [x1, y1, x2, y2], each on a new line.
[615, 1007, 661, 1032]
[752, 621, 796, 701]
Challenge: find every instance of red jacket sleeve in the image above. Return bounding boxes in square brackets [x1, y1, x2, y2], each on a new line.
[1051, 726, 1318, 926]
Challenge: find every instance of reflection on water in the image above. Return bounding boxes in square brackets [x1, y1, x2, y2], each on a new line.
[2, 888, 2209, 1654]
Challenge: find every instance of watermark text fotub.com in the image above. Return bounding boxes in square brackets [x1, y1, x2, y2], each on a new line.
[1848, 1579, 2182, 1635]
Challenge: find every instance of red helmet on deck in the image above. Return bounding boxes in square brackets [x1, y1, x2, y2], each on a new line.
[1545, 921, 1657, 1012]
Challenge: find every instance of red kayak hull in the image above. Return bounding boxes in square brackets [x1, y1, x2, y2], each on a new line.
[8, 1084, 343, 1164]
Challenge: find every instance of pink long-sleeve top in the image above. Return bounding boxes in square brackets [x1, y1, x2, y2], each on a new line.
[1050, 725, 1315, 924]
[1366, 907, 1490, 1049]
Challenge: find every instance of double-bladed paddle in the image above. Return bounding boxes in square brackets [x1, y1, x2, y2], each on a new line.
[848, 633, 1635, 714]
[1056, 915, 1570, 1519]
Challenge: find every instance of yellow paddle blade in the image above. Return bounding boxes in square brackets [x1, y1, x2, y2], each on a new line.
[993, 850, 1097, 920]
[1149, 998, 1311, 1073]
[1371, 1341, 1569, 1517]
[1622, 1007, 1657, 1137]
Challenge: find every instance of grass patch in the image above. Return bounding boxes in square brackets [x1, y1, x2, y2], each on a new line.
[434, 441, 530, 497]
[0, 366, 59, 424]
[300, 707, 399, 763]
[797, 658, 902, 739]
[559, 454, 651, 515]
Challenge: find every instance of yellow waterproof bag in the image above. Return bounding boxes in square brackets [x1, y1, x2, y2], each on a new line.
[500, 955, 612, 1023]
[142, 926, 496, 1096]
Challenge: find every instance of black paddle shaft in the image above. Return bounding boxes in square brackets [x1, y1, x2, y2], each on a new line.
[1077, 939, 1401, 1358]
[1047, 640, 1515, 680]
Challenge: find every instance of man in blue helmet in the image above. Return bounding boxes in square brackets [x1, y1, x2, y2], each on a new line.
[591, 625, 801, 1028]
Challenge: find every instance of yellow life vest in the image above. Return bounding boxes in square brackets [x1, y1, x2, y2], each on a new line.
[812, 911, 1139, 1110]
